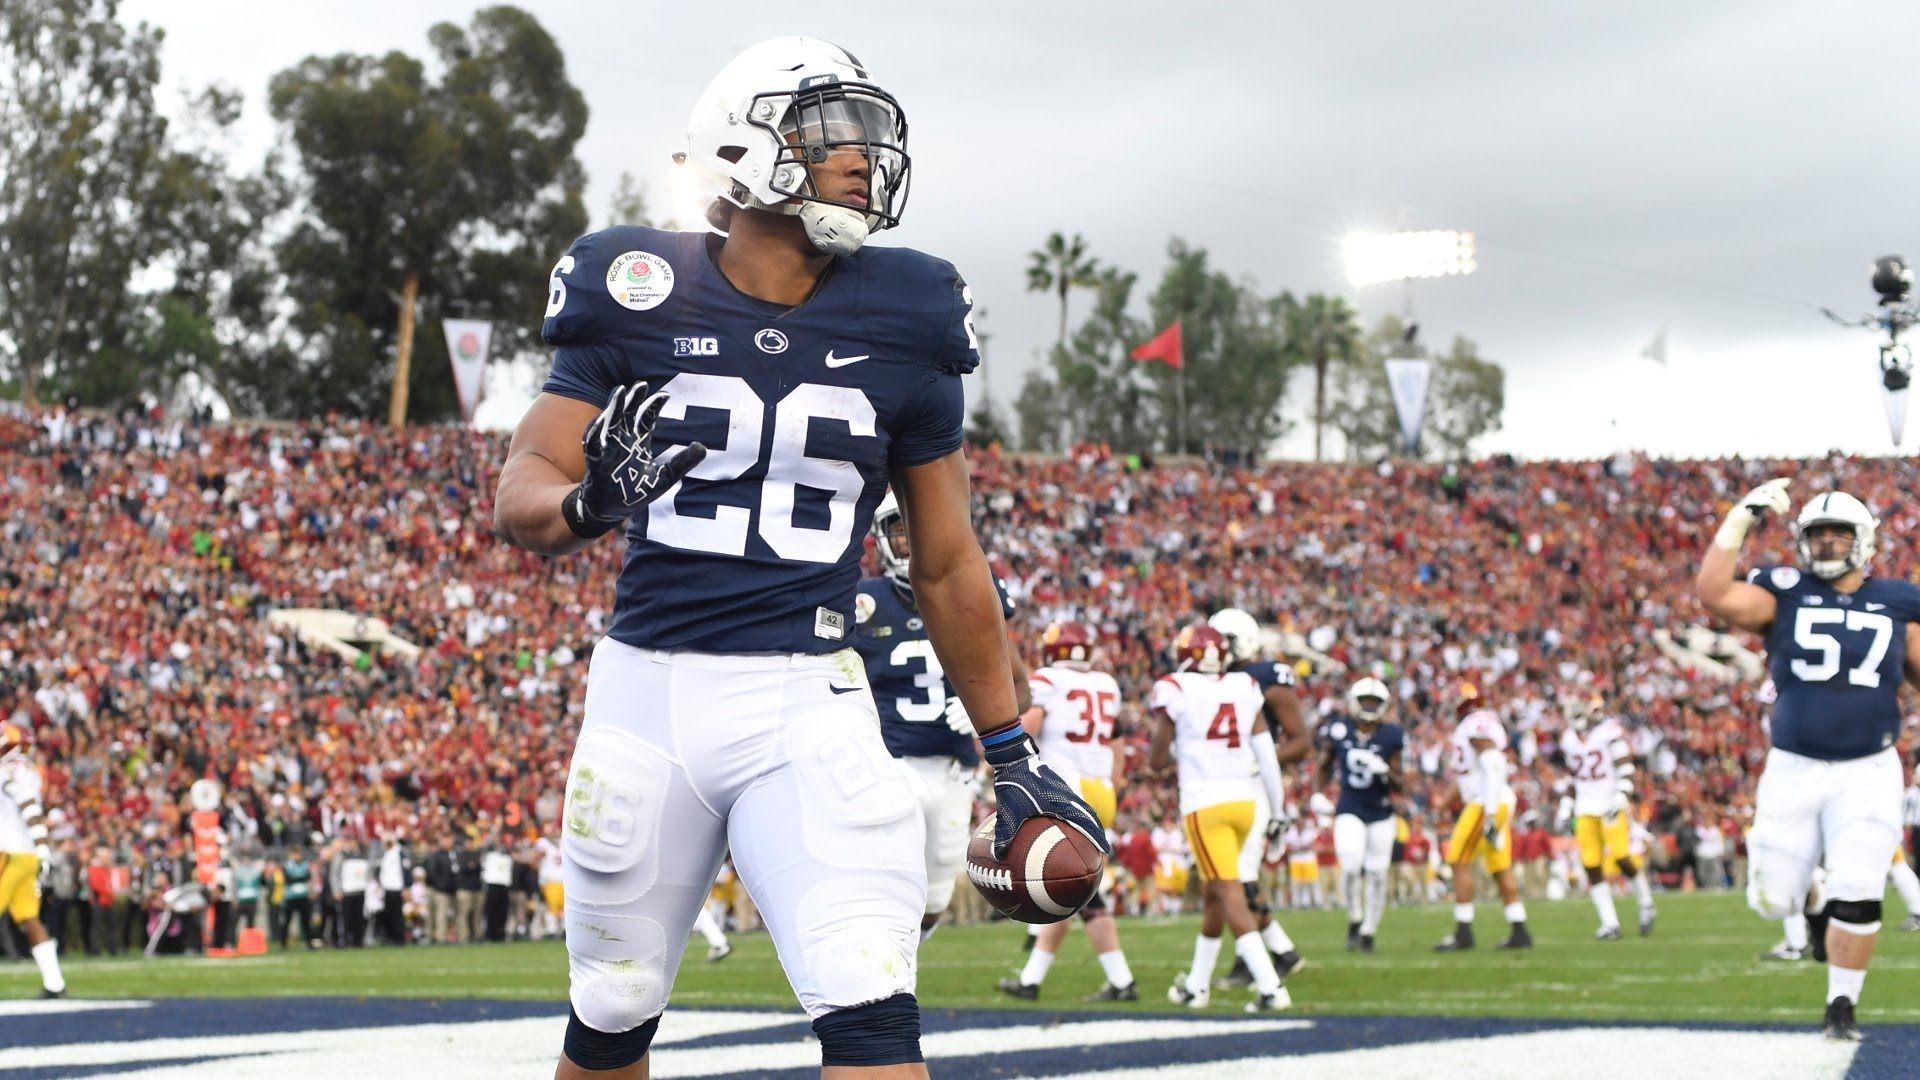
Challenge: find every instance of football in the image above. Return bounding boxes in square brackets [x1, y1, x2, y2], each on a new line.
[965, 815, 1106, 923]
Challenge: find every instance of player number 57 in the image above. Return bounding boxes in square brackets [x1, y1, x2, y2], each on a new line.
[1789, 607, 1892, 687]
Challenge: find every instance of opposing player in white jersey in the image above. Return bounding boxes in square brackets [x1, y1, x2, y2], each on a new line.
[495, 37, 1105, 1076]
[1553, 692, 1656, 939]
[998, 621, 1138, 1002]
[1151, 624, 1292, 1012]
[0, 723, 66, 998]
[1699, 481, 1920, 1040]
[1433, 686, 1532, 952]
[1207, 608, 1308, 986]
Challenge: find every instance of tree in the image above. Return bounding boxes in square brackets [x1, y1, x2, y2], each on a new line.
[1013, 369, 1063, 453]
[0, 0, 174, 404]
[1025, 232, 1100, 351]
[605, 170, 653, 228]
[1144, 239, 1297, 456]
[1283, 293, 1361, 462]
[1327, 314, 1505, 459]
[964, 397, 1010, 450]
[266, 5, 587, 424]
[1426, 334, 1505, 457]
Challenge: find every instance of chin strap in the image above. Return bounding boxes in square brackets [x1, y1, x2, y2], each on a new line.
[796, 201, 872, 256]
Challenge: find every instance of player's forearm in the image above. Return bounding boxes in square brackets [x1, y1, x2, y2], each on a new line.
[493, 454, 594, 557]
[916, 548, 1021, 732]
[1270, 691, 1312, 764]
[1694, 542, 1744, 612]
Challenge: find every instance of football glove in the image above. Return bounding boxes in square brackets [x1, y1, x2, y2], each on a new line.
[1713, 476, 1791, 551]
[943, 695, 975, 737]
[981, 729, 1111, 861]
[1481, 812, 1504, 852]
[564, 381, 708, 538]
[1263, 818, 1286, 864]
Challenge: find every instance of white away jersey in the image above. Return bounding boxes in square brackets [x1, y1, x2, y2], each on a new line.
[1030, 664, 1121, 783]
[0, 758, 44, 853]
[1152, 671, 1265, 815]
[1559, 718, 1628, 817]
[1449, 710, 1509, 804]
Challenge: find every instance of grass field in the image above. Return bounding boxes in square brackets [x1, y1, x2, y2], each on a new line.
[6, 891, 1917, 1026]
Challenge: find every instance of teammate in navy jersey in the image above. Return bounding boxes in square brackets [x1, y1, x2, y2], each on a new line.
[853, 492, 1026, 942]
[1206, 609, 1311, 987]
[1698, 480, 1920, 1042]
[493, 38, 1103, 1079]
[1316, 678, 1405, 953]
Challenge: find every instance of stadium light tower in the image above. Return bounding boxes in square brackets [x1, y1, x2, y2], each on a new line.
[1823, 255, 1918, 445]
[1340, 230, 1477, 456]
[1342, 230, 1477, 289]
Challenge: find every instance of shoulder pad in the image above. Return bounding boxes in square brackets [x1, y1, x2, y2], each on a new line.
[542, 226, 697, 347]
[851, 245, 979, 375]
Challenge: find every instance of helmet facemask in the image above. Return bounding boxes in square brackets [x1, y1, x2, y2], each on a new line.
[1795, 519, 1873, 582]
[749, 79, 910, 255]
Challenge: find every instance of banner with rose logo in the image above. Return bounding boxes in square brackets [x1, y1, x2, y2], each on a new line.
[443, 318, 494, 423]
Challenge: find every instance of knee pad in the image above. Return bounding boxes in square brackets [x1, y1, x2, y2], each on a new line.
[1242, 881, 1270, 917]
[924, 872, 957, 916]
[564, 1006, 660, 1071]
[812, 992, 922, 1067]
[1826, 898, 1883, 935]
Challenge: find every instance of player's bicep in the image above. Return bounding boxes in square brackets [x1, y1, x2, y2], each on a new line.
[503, 392, 601, 486]
[891, 449, 978, 582]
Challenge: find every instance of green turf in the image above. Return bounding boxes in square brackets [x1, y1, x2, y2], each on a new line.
[6, 892, 1916, 1025]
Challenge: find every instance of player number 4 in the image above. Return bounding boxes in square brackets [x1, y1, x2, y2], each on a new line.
[1205, 703, 1241, 749]
[1790, 607, 1892, 687]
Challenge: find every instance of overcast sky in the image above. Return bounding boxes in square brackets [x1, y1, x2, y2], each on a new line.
[124, 0, 1920, 459]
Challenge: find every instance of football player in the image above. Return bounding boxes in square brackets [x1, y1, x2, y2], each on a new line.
[0, 723, 66, 998]
[1285, 803, 1325, 910]
[1552, 692, 1657, 940]
[1318, 677, 1405, 954]
[852, 492, 1024, 944]
[1433, 688, 1533, 952]
[1208, 608, 1308, 985]
[494, 38, 1106, 1078]
[998, 621, 1138, 1002]
[1698, 481, 1920, 1041]
[1150, 624, 1292, 1012]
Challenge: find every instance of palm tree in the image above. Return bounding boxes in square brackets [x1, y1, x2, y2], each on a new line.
[1286, 294, 1361, 462]
[1025, 232, 1100, 350]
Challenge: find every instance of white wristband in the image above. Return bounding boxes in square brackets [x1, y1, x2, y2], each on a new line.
[1712, 508, 1755, 552]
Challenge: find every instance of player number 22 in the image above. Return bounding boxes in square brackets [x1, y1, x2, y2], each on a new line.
[646, 373, 876, 563]
[1790, 607, 1893, 688]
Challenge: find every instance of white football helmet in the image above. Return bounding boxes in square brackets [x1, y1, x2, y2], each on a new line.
[678, 37, 910, 256]
[871, 490, 909, 581]
[1347, 677, 1391, 724]
[1207, 607, 1262, 665]
[1793, 491, 1876, 581]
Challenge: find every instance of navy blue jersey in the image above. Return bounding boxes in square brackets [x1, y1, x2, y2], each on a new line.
[541, 226, 978, 654]
[1749, 565, 1920, 761]
[851, 575, 1014, 763]
[1241, 660, 1298, 693]
[1321, 718, 1404, 823]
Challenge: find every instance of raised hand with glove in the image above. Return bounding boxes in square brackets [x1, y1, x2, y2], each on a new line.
[562, 381, 709, 539]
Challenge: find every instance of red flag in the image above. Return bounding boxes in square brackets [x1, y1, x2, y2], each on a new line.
[1130, 320, 1183, 370]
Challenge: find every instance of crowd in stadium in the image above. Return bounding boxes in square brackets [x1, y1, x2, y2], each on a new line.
[5, 403, 1919, 952]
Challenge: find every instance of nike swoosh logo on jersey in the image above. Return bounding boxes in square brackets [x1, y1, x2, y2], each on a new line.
[1867, 602, 1886, 611]
[829, 684, 864, 695]
[824, 350, 869, 368]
